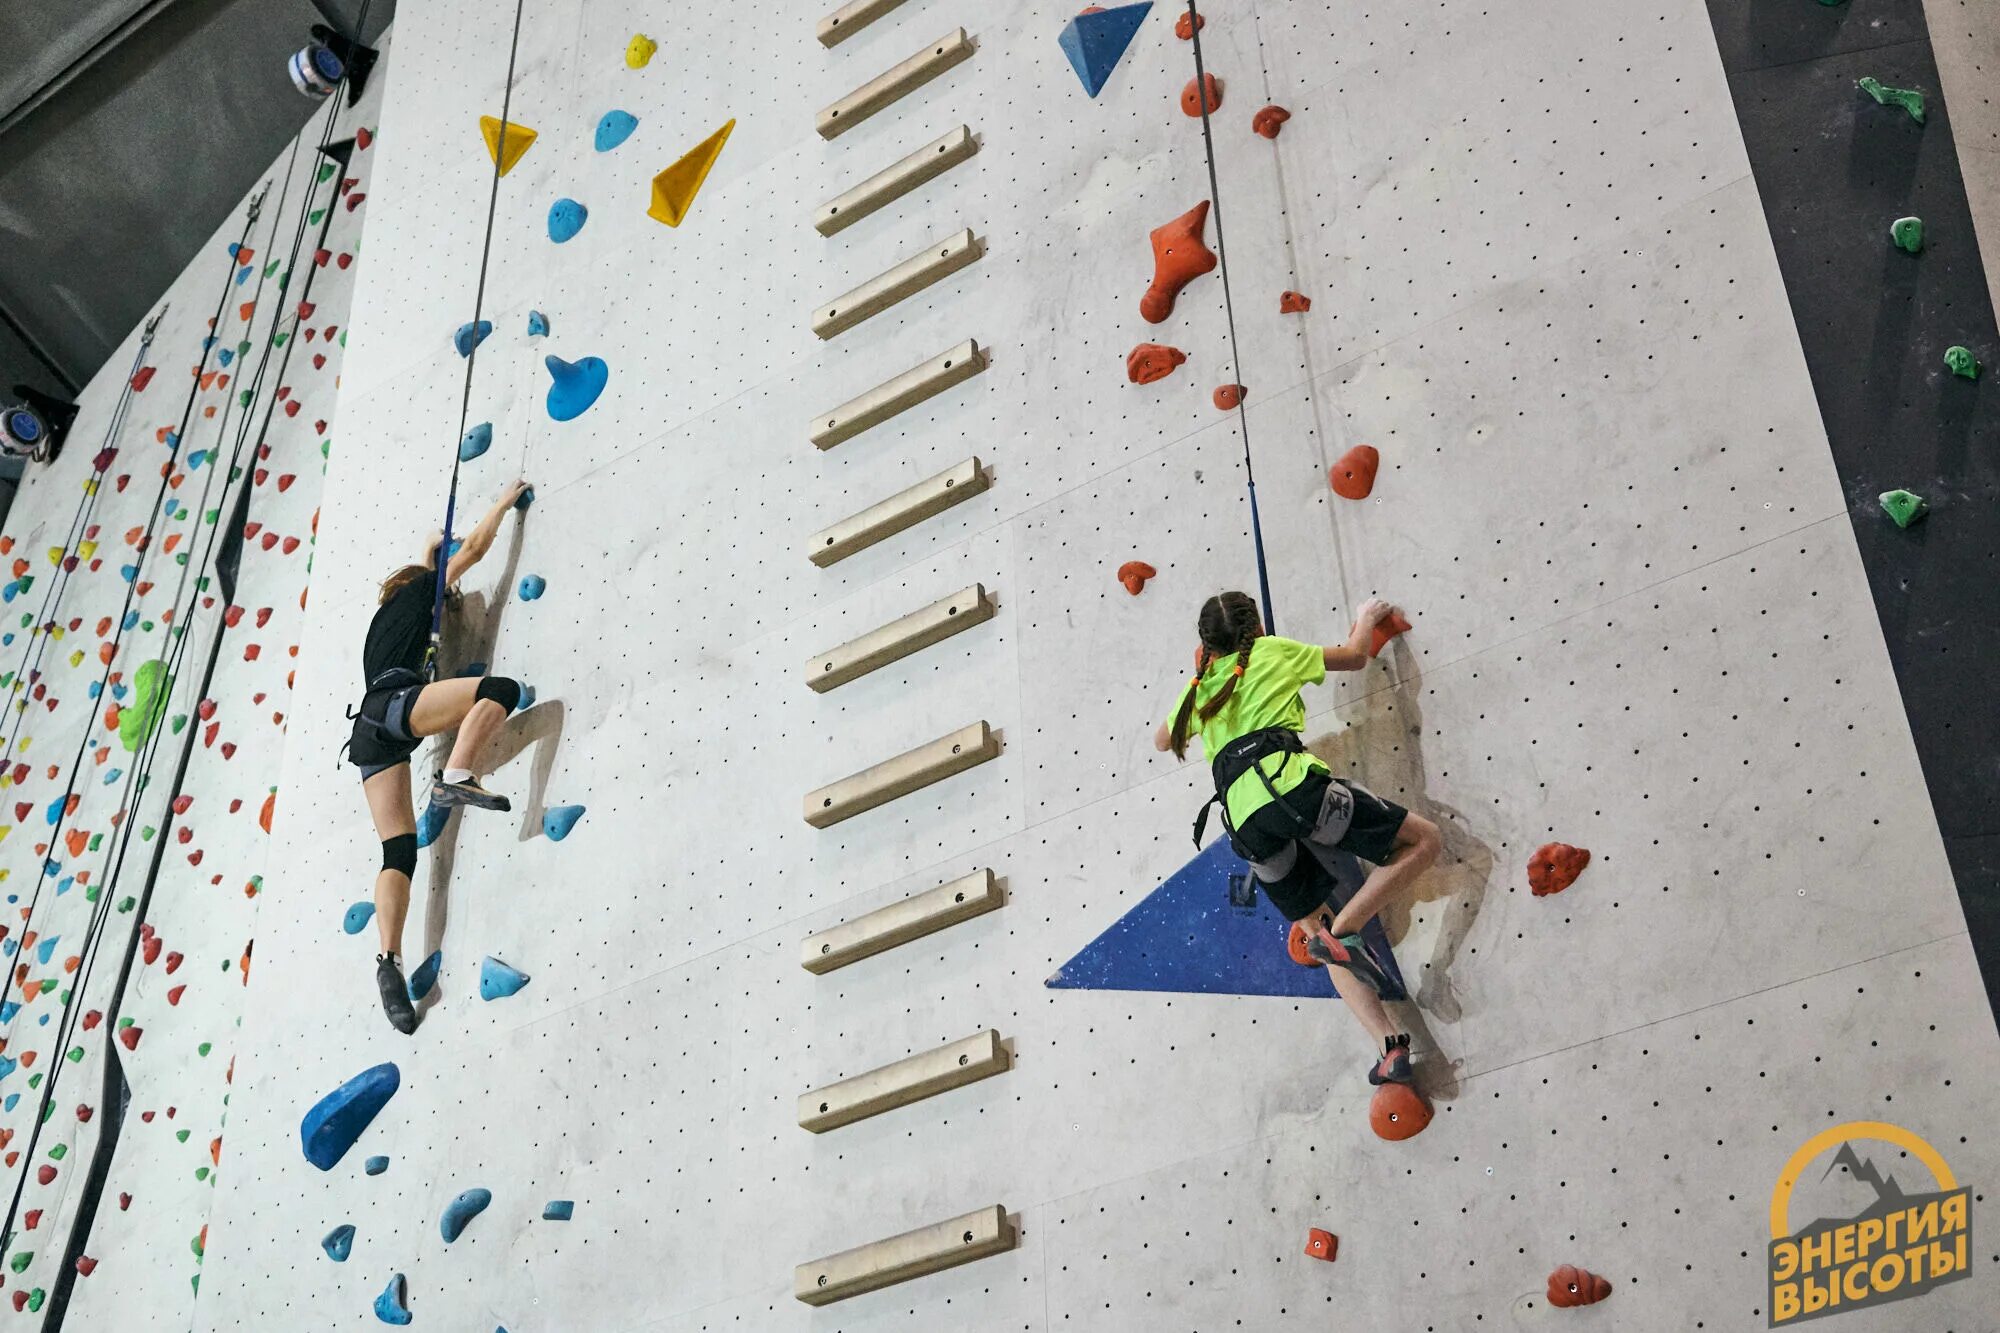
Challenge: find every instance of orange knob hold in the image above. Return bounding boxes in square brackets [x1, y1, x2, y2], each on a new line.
[1117, 561, 1157, 595]
[1368, 609, 1411, 658]
[1547, 1265, 1612, 1308]
[1303, 1228, 1337, 1261]
[1213, 383, 1246, 410]
[1253, 104, 1291, 138]
[1127, 342, 1188, 384]
[1182, 73, 1222, 117]
[1279, 290, 1312, 313]
[1369, 1082, 1432, 1141]
[1175, 10, 1204, 38]
[1329, 444, 1379, 499]
[1528, 843, 1590, 897]
[1141, 201, 1218, 323]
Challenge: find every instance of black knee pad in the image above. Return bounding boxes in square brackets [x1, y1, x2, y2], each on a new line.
[381, 833, 417, 878]
[475, 675, 521, 712]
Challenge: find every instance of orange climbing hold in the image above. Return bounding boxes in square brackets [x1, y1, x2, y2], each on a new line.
[1117, 561, 1157, 595]
[1175, 9, 1202, 38]
[1141, 201, 1218, 324]
[1547, 1265, 1612, 1308]
[1213, 383, 1245, 410]
[1303, 1228, 1337, 1261]
[1182, 73, 1222, 117]
[1528, 843, 1590, 897]
[1280, 290, 1311, 313]
[1126, 342, 1187, 384]
[1368, 609, 1410, 658]
[259, 791, 276, 834]
[1252, 105, 1290, 138]
[1329, 444, 1378, 499]
[1368, 1082, 1432, 1141]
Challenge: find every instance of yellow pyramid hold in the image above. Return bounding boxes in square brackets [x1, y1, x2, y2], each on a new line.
[480, 115, 539, 177]
[76, 539, 96, 560]
[648, 119, 734, 227]
[46, 546, 62, 566]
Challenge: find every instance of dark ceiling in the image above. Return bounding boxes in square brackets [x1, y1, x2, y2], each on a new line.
[0, 0, 394, 424]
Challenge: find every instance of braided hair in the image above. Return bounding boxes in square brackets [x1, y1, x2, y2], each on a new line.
[1168, 591, 1264, 759]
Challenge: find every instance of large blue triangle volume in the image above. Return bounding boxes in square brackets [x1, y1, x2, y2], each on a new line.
[1058, 2, 1153, 99]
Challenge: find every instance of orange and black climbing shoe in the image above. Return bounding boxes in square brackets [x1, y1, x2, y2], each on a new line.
[1369, 1033, 1413, 1086]
[1304, 928, 1393, 996]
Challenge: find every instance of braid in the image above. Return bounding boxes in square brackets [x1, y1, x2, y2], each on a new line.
[1168, 591, 1264, 760]
[1198, 625, 1258, 725]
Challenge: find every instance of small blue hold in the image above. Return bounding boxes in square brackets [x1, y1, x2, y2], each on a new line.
[440, 1187, 493, 1242]
[45, 796, 65, 824]
[89, 681, 102, 699]
[2, 1092, 17, 1111]
[227, 242, 244, 259]
[1, 634, 11, 646]
[103, 768, 123, 784]
[514, 486, 535, 511]
[518, 574, 546, 601]
[0, 1057, 15, 1084]
[414, 799, 451, 849]
[543, 804, 586, 842]
[111, 682, 129, 700]
[542, 1200, 574, 1221]
[188, 449, 208, 470]
[594, 110, 639, 152]
[408, 950, 443, 1002]
[547, 198, 588, 243]
[343, 902, 376, 935]
[55, 877, 73, 897]
[544, 354, 608, 421]
[35, 935, 58, 965]
[322, 1224, 355, 1262]
[460, 422, 493, 462]
[454, 319, 494, 357]
[479, 956, 529, 1001]
[365, 1155, 390, 1176]
[527, 309, 550, 337]
[122, 611, 139, 630]
[0, 1002, 16, 1024]
[162, 430, 178, 448]
[515, 684, 537, 711]
[234, 265, 253, 287]
[217, 348, 234, 367]
[374, 1273, 412, 1325]
[119, 564, 139, 583]
[0, 939, 13, 957]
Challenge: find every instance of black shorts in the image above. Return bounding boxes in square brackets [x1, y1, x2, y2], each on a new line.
[1234, 771, 1409, 921]
[347, 672, 425, 778]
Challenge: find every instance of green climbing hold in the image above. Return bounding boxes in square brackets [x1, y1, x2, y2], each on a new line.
[191, 1231, 205, 1256]
[309, 207, 326, 225]
[1890, 216, 1923, 253]
[117, 896, 135, 913]
[36, 980, 53, 995]
[25, 1291, 41, 1314]
[198, 1042, 212, 1057]
[120, 660, 173, 754]
[176, 1129, 190, 1143]
[1879, 489, 1928, 527]
[47, 1144, 65, 1160]
[1857, 76, 1925, 123]
[9, 1252, 29, 1273]
[87, 833, 101, 851]
[65, 1046, 82, 1063]
[1944, 345, 1980, 379]
[196, 1166, 209, 1181]
[85, 886, 100, 903]
[237, 389, 252, 407]
[317, 162, 336, 182]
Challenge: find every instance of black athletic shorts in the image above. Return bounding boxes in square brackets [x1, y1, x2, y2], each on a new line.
[347, 670, 425, 778]
[1234, 771, 1409, 921]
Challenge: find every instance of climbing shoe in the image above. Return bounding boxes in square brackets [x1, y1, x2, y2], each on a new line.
[1369, 1033, 1414, 1086]
[432, 775, 510, 812]
[1305, 929, 1394, 996]
[376, 953, 417, 1034]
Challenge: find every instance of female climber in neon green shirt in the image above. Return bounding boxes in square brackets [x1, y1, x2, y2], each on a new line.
[1154, 590, 1440, 1086]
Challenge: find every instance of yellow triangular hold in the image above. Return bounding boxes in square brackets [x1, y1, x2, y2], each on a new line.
[648, 119, 734, 227]
[480, 115, 539, 177]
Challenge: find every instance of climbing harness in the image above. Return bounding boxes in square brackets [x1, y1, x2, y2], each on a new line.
[1192, 725, 1315, 854]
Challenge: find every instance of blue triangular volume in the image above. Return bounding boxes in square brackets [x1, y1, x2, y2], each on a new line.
[1058, 1, 1152, 98]
[1046, 838, 1408, 1001]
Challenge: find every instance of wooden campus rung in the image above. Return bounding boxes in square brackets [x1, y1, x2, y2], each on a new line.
[815, 125, 978, 236]
[811, 339, 985, 450]
[801, 869, 1001, 973]
[813, 228, 984, 339]
[817, 0, 908, 47]
[798, 1029, 1008, 1132]
[808, 457, 988, 568]
[818, 29, 974, 140]
[795, 1204, 1016, 1305]
[806, 583, 993, 692]
[804, 721, 997, 828]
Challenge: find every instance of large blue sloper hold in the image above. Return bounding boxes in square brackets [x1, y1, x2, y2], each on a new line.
[300, 1063, 402, 1171]
[460, 422, 493, 461]
[594, 109, 638, 152]
[440, 1187, 493, 1242]
[414, 799, 450, 849]
[543, 804, 586, 841]
[544, 355, 608, 421]
[1058, 2, 1152, 98]
[453, 320, 494, 357]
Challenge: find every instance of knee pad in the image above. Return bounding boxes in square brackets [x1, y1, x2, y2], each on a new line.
[475, 675, 521, 712]
[381, 833, 417, 878]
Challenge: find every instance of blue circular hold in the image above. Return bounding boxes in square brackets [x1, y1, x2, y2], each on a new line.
[4, 409, 43, 444]
[594, 110, 638, 152]
[310, 45, 345, 81]
[544, 355, 608, 421]
[547, 198, 588, 243]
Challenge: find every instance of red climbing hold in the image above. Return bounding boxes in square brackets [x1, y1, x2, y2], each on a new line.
[167, 985, 185, 1006]
[24, 1209, 39, 1229]
[142, 936, 161, 965]
[1141, 201, 1218, 324]
[1329, 444, 1378, 499]
[1528, 843, 1590, 897]
[1126, 343, 1187, 384]
[118, 1193, 131, 1211]
[118, 1026, 142, 1051]
[164, 951, 184, 974]
[131, 367, 156, 392]
[1213, 383, 1245, 410]
[1252, 105, 1291, 138]
[1279, 290, 1311, 314]
[1548, 1265, 1612, 1308]
[1175, 8, 1203, 37]
[1368, 609, 1410, 658]
[74, 1256, 97, 1277]
[37, 1164, 56, 1185]
[259, 792, 276, 834]
[1181, 73, 1222, 117]
[1368, 1082, 1432, 1141]
[1117, 561, 1157, 595]
[356, 126, 373, 150]
[1303, 1228, 1337, 1261]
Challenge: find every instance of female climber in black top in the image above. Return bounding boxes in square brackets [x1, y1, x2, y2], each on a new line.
[347, 479, 530, 1032]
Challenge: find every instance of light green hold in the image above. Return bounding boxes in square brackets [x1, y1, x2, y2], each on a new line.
[195, 1166, 210, 1181]
[47, 1144, 64, 1161]
[120, 659, 172, 753]
[8, 1253, 28, 1274]
[1889, 216, 1923, 253]
[1879, 489, 1927, 527]
[237, 389, 252, 408]
[176, 1129, 190, 1143]
[65, 1047, 82, 1063]
[117, 895, 135, 913]
[25, 1291, 41, 1314]
[197, 1042, 212, 1057]
[1944, 345, 1980, 379]
[1857, 76, 1925, 123]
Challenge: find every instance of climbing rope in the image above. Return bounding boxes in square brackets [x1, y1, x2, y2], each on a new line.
[427, 0, 530, 682]
[1183, 0, 1278, 633]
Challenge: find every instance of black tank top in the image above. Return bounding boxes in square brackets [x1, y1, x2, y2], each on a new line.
[362, 571, 437, 683]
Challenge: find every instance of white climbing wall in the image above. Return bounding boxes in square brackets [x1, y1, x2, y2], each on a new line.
[8, 0, 1991, 1328]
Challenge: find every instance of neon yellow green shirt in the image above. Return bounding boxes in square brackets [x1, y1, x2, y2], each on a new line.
[1166, 635, 1328, 825]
